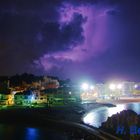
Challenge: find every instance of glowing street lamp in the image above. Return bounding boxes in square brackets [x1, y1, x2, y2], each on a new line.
[117, 84, 122, 89]
[81, 83, 89, 90]
[109, 83, 116, 91]
[134, 84, 138, 88]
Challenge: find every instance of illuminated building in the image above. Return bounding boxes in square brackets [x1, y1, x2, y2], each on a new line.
[32, 90, 48, 104]
[42, 76, 59, 89]
[14, 90, 35, 106]
[122, 81, 135, 95]
[95, 84, 105, 98]
[132, 83, 140, 95]
[47, 87, 81, 106]
[80, 83, 97, 101]
[0, 89, 14, 105]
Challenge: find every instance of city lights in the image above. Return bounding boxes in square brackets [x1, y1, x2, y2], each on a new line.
[117, 84, 123, 89]
[109, 83, 123, 90]
[90, 86, 94, 90]
[81, 83, 89, 90]
[109, 84, 116, 90]
[81, 83, 95, 91]
[31, 95, 35, 101]
[134, 84, 138, 88]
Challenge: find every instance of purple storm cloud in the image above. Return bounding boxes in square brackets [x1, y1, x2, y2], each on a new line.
[1, 0, 140, 82]
[35, 2, 115, 71]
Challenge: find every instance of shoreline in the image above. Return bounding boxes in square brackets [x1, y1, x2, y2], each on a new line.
[96, 98, 140, 105]
[0, 102, 130, 139]
[0, 103, 112, 139]
[0, 102, 115, 124]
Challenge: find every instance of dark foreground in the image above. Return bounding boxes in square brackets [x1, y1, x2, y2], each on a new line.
[100, 109, 140, 140]
[0, 103, 118, 140]
[0, 105, 102, 140]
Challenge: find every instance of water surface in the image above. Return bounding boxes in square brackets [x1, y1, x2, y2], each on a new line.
[0, 124, 68, 140]
[83, 102, 140, 128]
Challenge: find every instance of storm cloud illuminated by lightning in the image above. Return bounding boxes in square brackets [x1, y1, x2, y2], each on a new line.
[35, 2, 115, 73]
[0, 0, 140, 82]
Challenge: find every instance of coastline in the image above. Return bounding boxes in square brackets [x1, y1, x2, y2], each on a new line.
[96, 98, 140, 105]
[0, 103, 116, 139]
[0, 101, 119, 139]
[0, 102, 115, 125]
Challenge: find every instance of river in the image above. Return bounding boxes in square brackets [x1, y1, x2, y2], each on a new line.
[83, 102, 140, 128]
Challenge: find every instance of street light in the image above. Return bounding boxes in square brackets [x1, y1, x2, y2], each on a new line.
[81, 83, 89, 90]
[117, 84, 122, 89]
[134, 84, 138, 88]
[109, 83, 116, 91]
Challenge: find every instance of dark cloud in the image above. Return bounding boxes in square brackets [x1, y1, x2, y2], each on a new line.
[0, 0, 86, 75]
[0, 0, 140, 81]
[42, 13, 86, 52]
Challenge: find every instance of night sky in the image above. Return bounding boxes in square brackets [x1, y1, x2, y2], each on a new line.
[0, 0, 140, 82]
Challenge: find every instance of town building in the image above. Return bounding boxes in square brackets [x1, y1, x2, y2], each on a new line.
[47, 87, 81, 106]
[0, 89, 14, 105]
[14, 90, 35, 106]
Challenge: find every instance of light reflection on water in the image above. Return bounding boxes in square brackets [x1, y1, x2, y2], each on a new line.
[0, 125, 40, 140]
[25, 127, 39, 140]
[0, 125, 68, 140]
[83, 103, 140, 128]
[107, 104, 126, 117]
